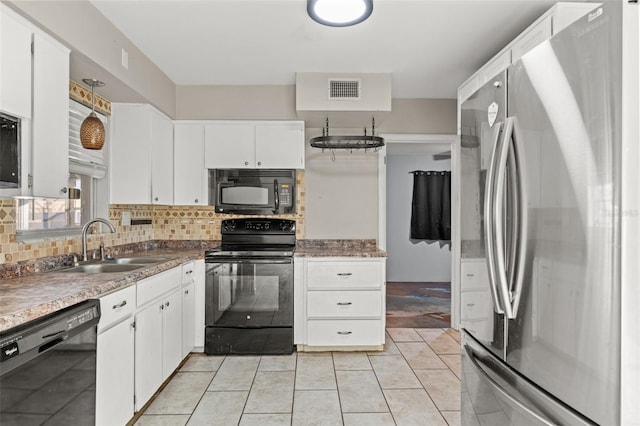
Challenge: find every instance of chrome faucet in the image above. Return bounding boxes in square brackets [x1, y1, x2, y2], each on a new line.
[81, 218, 116, 262]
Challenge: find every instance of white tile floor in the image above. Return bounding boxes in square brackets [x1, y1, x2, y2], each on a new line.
[132, 328, 461, 426]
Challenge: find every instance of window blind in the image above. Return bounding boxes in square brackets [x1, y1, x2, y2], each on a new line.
[69, 99, 107, 178]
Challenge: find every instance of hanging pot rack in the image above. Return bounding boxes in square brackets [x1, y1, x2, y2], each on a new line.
[309, 118, 385, 151]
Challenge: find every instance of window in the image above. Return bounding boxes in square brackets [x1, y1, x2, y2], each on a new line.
[14, 99, 109, 242]
[16, 173, 94, 240]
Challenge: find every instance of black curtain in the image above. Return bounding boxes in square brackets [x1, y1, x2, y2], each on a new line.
[410, 170, 451, 241]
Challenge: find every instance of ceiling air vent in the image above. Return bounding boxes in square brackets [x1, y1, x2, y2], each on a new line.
[328, 78, 361, 101]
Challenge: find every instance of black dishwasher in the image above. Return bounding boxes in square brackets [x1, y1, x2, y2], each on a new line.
[0, 300, 100, 425]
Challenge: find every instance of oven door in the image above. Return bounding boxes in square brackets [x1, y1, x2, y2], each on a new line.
[205, 257, 293, 328]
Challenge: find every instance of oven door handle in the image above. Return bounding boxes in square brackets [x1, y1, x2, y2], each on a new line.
[207, 258, 293, 265]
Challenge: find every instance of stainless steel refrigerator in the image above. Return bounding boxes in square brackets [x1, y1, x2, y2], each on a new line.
[459, 3, 636, 425]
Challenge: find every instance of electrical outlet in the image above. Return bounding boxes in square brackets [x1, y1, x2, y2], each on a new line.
[122, 211, 131, 226]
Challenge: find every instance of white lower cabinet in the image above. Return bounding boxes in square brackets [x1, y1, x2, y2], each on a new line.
[182, 282, 195, 357]
[135, 287, 182, 410]
[96, 318, 135, 426]
[96, 286, 136, 426]
[96, 262, 203, 423]
[193, 260, 206, 351]
[134, 267, 182, 411]
[299, 257, 386, 351]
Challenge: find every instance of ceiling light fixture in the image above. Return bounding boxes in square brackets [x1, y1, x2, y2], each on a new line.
[80, 78, 106, 150]
[307, 0, 373, 27]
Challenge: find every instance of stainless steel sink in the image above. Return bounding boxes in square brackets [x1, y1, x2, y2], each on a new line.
[110, 257, 169, 264]
[56, 255, 169, 274]
[61, 263, 146, 274]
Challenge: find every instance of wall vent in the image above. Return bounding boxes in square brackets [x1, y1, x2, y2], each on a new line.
[328, 78, 361, 100]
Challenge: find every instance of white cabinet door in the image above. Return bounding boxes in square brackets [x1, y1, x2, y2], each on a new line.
[31, 32, 69, 198]
[134, 301, 163, 411]
[193, 259, 206, 350]
[255, 123, 305, 169]
[174, 124, 206, 205]
[0, 6, 32, 119]
[204, 123, 255, 168]
[182, 281, 195, 358]
[151, 110, 174, 205]
[162, 288, 183, 378]
[110, 104, 152, 204]
[111, 104, 174, 204]
[96, 319, 135, 426]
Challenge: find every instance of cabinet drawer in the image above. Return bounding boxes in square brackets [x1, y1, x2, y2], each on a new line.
[461, 261, 490, 291]
[307, 291, 382, 318]
[461, 290, 492, 321]
[307, 320, 383, 347]
[137, 267, 182, 307]
[182, 261, 195, 285]
[307, 261, 383, 289]
[98, 285, 136, 332]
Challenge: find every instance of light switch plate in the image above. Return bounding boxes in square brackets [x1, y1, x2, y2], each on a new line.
[122, 211, 131, 226]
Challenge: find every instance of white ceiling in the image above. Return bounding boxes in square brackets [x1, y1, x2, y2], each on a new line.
[90, 0, 581, 99]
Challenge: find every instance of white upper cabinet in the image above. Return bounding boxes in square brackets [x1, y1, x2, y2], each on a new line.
[174, 123, 206, 206]
[204, 123, 255, 169]
[110, 103, 174, 205]
[255, 123, 305, 169]
[31, 32, 70, 199]
[205, 121, 305, 169]
[457, 2, 598, 110]
[0, 5, 32, 119]
[150, 109, 174, 204]
[1, 5, 70, 198]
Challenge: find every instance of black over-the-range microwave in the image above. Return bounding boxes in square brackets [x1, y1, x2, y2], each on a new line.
[209, 169, 296, 215]
[0, 112, 21, 188]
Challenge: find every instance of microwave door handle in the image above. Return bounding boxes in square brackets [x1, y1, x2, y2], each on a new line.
[273, 179, 280, 214]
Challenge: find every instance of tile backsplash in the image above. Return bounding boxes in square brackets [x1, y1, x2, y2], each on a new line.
[0, 171, 305, 266]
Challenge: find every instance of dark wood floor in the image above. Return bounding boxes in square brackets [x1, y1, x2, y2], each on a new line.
[386, 282, 451, 328]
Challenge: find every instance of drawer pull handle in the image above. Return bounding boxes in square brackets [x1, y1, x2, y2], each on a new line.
[337, 273, 352, 277]
[337, 331, 353, 335]
[112, 300, 127, 309]
[337, 302, 352, 306]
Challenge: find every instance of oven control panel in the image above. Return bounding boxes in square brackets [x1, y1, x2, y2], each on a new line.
[221, 218, 296, 235]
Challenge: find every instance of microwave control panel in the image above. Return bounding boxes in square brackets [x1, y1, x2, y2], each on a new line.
[279, 184, 292, 206]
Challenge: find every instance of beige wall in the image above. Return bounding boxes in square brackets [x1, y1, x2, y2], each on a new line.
[7, 0, 176, 117]
[303, 99, 456, 239]
[304, 128, 380, 239]
[176, 85, 298, 120]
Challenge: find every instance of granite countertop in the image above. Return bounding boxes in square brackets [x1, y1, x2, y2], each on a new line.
[0, 239, 385, 333]
[0, 248, 204, 332]
[294, 239, 387, 258]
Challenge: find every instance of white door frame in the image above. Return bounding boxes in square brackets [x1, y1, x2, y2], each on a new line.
[378, 133, 461, 329]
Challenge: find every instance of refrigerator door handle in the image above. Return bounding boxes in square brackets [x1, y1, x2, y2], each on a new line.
[493, 117, 515, 319]
[508, 117, 528, 318]
[484, 121, 505, 315]
[464, 341, 556, 426]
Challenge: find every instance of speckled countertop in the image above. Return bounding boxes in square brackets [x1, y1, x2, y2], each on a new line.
[0, 248, 206, 332]
[0, 239, 384, 333]
[294, 239, 387, 258]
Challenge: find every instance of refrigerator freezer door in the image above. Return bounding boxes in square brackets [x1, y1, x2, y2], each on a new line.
[506, 5, 621, 426]
[460, 71, 507, 359]
[462, 331, 594, 426]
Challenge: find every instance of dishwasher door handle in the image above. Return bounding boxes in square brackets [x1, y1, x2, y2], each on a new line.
[41, 329, 66, 339]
